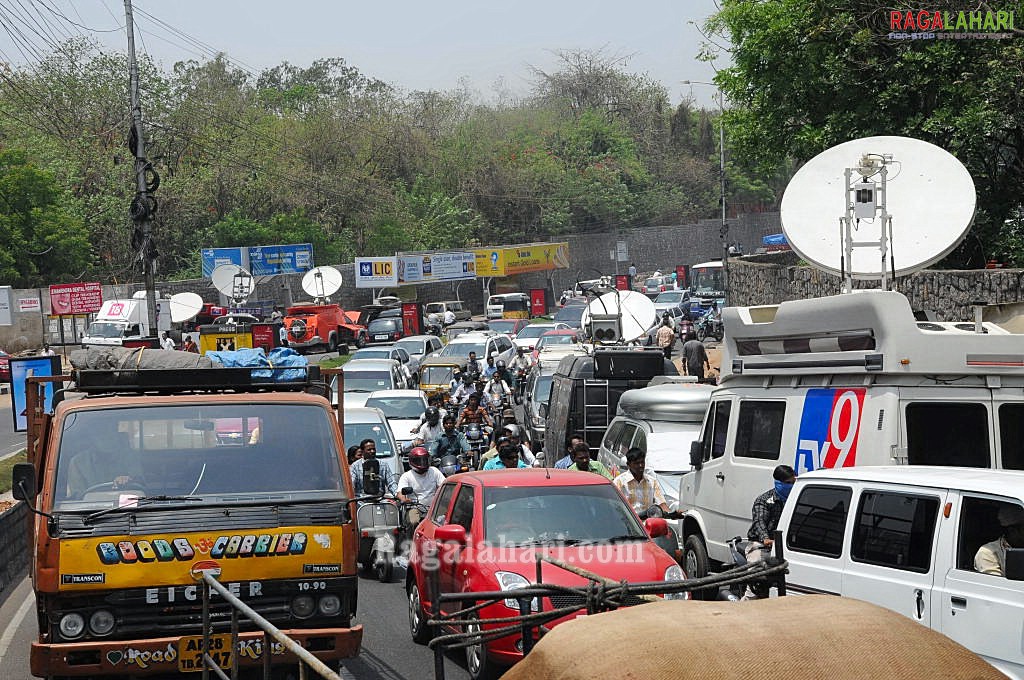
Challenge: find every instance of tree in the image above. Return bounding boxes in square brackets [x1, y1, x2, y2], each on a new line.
[704, 0, 1024, 266]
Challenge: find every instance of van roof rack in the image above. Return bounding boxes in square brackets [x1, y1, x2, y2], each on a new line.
[72, 366, 324, 395]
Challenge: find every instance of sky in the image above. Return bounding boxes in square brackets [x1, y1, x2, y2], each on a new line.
[0, 0, 728, 107]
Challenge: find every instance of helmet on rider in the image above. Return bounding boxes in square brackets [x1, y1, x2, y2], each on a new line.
[495, 360, 507, 371]
[425, 406, 440, 425]
[408, 447, 431, 473]
[503, 423, 520, 439]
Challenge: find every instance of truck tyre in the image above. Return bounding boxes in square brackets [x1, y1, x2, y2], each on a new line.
[684, 534, 714, 600]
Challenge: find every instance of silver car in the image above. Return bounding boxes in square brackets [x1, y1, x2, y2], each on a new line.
[344, 407, 402, 482]
[642, 275, 676, 298]
[393, 335, 444, 381]
[333, 358, 409, 409]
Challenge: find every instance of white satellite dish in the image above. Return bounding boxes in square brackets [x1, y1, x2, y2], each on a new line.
[781, 136, 976, 280]
[581, 290, 657, 344]
[301, 266, 343, 301]
[210, 264, 254, 305]
[168, 292, 204, 324]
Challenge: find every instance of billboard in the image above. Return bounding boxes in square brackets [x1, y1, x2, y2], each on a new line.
[473, 242, 570, 278]
[397, 252, 476, 285]
[49, 282, 103, 315]
[201, 247, 246, 277]
[355, 257, 398, 288]
[248, 243, 314, 275]
[10, 355, 61, 432]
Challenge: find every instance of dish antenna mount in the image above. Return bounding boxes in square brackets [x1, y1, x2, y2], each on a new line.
[301, 266, 343, 304]
[580, 290, 657, 345]
[210, 264, 255, 306]
[168, 292, 204, 324]
[781, 136, 976, 292]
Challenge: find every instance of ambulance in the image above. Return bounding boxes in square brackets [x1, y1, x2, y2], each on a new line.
[678, 289, 1024, 590]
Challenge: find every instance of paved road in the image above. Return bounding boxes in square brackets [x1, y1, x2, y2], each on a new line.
[0, 569, 475, 680]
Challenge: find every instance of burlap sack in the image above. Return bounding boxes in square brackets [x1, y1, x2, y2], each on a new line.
[502, 596, 1003, 680]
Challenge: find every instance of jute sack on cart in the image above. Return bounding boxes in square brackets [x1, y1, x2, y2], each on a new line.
[503, 596, 1004, 680]
[70, 346, 214, 371]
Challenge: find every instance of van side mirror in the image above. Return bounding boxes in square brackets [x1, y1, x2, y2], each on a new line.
[362, 458, 382, 497]
[689, 441, 704, 471]
[1005, 548, 1024, 581]
[12, 463, 37, 500]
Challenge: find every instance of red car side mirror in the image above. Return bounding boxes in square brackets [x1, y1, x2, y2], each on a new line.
[644, 517, 668, 538]
[435, 524, 467, 544]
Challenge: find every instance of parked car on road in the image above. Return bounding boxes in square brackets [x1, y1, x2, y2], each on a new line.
[552, 303, 586, 330]
[350, 345, 416, 386]
[437, 332, 517, 368]
[488, 318, 531, 336]
[364, 389, 429, 460]
[653, 289, 692, 320]
[334, 358, 409, 408]
[514, 323, 570, 352]
[642, 275, 676, 298]
[366, 316, 406, 344]
[407, 469, 686, 679]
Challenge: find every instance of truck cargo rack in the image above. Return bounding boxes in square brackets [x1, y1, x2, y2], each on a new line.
[72, 366, 324, 394]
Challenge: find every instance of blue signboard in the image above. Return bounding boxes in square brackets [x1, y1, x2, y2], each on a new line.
[10, 355, 61, 432]
[248, 244, 314, 275]
[201, 248, 245, 277]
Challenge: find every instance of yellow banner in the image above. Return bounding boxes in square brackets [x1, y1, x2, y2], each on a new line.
[474, 242, 569, 278]
[58, 525, 344, 591]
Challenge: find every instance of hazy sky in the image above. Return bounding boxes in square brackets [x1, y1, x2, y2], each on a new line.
[0, 0, 727, 106]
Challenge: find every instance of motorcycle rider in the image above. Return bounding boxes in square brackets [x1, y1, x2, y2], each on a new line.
[429, 414, 471, 460]
[452, 373, 477, 405]
[743, 464, 797, 599]
[349, 439, 398, 496]
[482, 353, 498, 379]
[408, 406, 444, 449]
[456, 394, 494, 430]
[465, 350, 482, 375]
[478, 424, 535, 469]
[482, 442, 529, 470]
[397, 447, 445, 523]
[492, 359, 513, 388]
[485, 366, 513, 408]
[472, 378, 496, 411]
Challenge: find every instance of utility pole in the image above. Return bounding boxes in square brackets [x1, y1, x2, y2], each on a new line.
[124, 0, 158, 336]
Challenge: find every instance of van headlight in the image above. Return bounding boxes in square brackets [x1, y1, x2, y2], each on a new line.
[495, 571, 540, 611]
[59, 612, 86, 639]
[663, 564, 688, 600]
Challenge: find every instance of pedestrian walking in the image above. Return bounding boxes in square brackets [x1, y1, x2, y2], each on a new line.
[681, 330, 710, 381]
[655, 315, 675, 360]
[160, 331, 175, 351]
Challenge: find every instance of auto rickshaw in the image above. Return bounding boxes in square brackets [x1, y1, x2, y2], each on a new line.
[502, 296, 530, 320]
[417, 357, 463, 398]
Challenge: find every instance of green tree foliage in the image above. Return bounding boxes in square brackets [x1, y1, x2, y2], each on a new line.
[0, 150, 91, 286]
[704, 0, 1024, 266]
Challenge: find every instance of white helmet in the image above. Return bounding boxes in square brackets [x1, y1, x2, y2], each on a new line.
[503, 424, 520, 438]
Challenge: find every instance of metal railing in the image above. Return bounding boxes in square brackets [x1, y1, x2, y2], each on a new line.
[198, 573, 342, 680]
[423, 550, 789, 680]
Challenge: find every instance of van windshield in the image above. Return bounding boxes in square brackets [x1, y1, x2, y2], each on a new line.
[86, 322, 126, 338]
[52, 404, 344, 510]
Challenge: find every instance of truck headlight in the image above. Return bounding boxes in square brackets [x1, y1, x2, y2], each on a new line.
[663, 564, 688, 600]
[89, 609, 116, 636]
[290, 595, 316, 618]
[495, 571, 540, 611]
[318, 594, 342, 616]
[59, 613, 86, 639]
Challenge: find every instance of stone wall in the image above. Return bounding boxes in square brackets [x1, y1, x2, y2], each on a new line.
[0, 501, 29, 606]
[728, 253, 1024, 322]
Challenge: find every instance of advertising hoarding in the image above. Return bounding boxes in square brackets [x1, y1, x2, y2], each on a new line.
[10, 355, 61, 432]
[473, 242, 570, 278]
[18, 298, 40, 313]
[354, 257, 398, 288]
[49, 282, 103, 315]
[248, 244, 314, 275]
[201, 248, 246, 277]
[397, 251, 476, 284]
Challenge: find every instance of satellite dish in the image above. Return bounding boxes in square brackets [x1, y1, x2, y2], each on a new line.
[780, 136, 976, 280]
[211, 264, 254, 305]
[169, 292, 204, 324]
[301, 266, 343, 301]
[581, 290, 657, 344]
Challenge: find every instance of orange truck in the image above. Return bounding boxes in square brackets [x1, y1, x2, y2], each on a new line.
[13, 366, 362, 678]
[283, 303, 367, 354]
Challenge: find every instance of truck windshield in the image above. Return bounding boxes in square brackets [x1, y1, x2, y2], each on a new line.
[85, 321, 125, 338]
[52, 404, 344, 510]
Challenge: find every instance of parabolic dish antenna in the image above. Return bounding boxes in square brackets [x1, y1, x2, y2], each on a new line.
[581, 290, 657, 344]
[301, 266, 343, 299]
[168, 292, 204, 324]
[211, 264, 254, 304]
[780, 136, 976, 279]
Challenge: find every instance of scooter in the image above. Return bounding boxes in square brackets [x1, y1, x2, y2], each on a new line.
[462, 422, 489, 468]
[355, 459, 399, 583]
[718, 536, 771, 601]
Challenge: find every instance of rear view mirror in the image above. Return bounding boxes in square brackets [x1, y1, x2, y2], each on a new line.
[1005, 548, 1024, 581]
[401, 486, 414, 496]
[644, 517, 668, 538]
[184, 419, 215, 431]
[539, 403, 548, 418]
[12, 462, 37, 500]
[362, 458, 382, 497]
[689, 441, 704, 471]
[435, 524, 467, 544]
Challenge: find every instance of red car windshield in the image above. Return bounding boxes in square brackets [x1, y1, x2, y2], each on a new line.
[483, 484, 646, 546]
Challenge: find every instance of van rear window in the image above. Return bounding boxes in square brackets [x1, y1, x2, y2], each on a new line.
[905, 402, 989, 468]
[851, 491, 939, 572]
[997, 404, 1024, 470]
[786, 485, 851, 558]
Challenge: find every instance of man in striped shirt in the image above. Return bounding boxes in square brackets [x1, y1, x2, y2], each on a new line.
[612, 447, 672, 516]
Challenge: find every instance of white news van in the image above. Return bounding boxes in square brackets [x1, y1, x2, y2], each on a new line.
[778, 466, 1024, 677]
[82, 292, 171, 346]
[679, 289, 1024, 588]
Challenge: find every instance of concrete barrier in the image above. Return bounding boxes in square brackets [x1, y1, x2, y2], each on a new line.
[0, 501, 29, 607]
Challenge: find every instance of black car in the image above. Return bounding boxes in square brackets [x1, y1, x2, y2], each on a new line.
[366, 316, 404, 344]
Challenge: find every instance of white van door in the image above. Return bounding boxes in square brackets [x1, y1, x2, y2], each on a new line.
[782, 482, 854, 595]
[681, 399, 732, 562]
[841, 487, 946, 626]
[933, 494, 1024, 676]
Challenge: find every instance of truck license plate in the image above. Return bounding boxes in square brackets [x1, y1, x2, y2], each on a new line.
[177, 633, 234, 673]
[375, 334, 389, 340]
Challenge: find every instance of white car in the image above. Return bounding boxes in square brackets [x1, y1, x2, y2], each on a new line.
[513, 322, 570, 352]
[344, 407, 402, 481]
[393, 335, 444, 382]
[349, 345, 415, 387]
[333, 358, 408, 409]
[363, 389, 428, 456]
[436, 331, 517, 368]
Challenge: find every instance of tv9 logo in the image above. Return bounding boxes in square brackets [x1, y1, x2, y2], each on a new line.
[794, 388, 866, 474]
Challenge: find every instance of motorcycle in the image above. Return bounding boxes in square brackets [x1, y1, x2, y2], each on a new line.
[718, 536, 772, 601]
[695, 309, 724, 342]
[461, 422, 489, 468]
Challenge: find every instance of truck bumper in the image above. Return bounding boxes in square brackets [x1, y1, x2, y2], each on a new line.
[287, 337, 324, 349]
[30, 625, 363, 677]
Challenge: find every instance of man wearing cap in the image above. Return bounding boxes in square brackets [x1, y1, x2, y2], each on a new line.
[975, 504, 1024, 577]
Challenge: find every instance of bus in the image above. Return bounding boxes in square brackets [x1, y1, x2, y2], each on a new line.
[688, 261, 725, 317]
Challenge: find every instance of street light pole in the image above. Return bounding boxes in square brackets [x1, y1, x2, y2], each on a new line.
[682, 81, 728, 297]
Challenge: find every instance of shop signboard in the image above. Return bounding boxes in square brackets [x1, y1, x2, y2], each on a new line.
[49, 282, 103, 315]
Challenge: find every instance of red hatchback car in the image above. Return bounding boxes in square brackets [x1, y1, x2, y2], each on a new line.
[406, 469, 686, 679]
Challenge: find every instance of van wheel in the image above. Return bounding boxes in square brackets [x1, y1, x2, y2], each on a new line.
[684, 535, 714, 600]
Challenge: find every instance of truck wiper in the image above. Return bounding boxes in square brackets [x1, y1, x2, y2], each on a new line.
[84, 495, 203, 524]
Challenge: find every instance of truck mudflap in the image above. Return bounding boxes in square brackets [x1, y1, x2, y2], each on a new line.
[30, 625, 363, 676]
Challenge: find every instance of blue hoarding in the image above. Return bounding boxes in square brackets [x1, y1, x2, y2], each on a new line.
[201, 248, 245, 277]
[248, 244, 314, 275]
